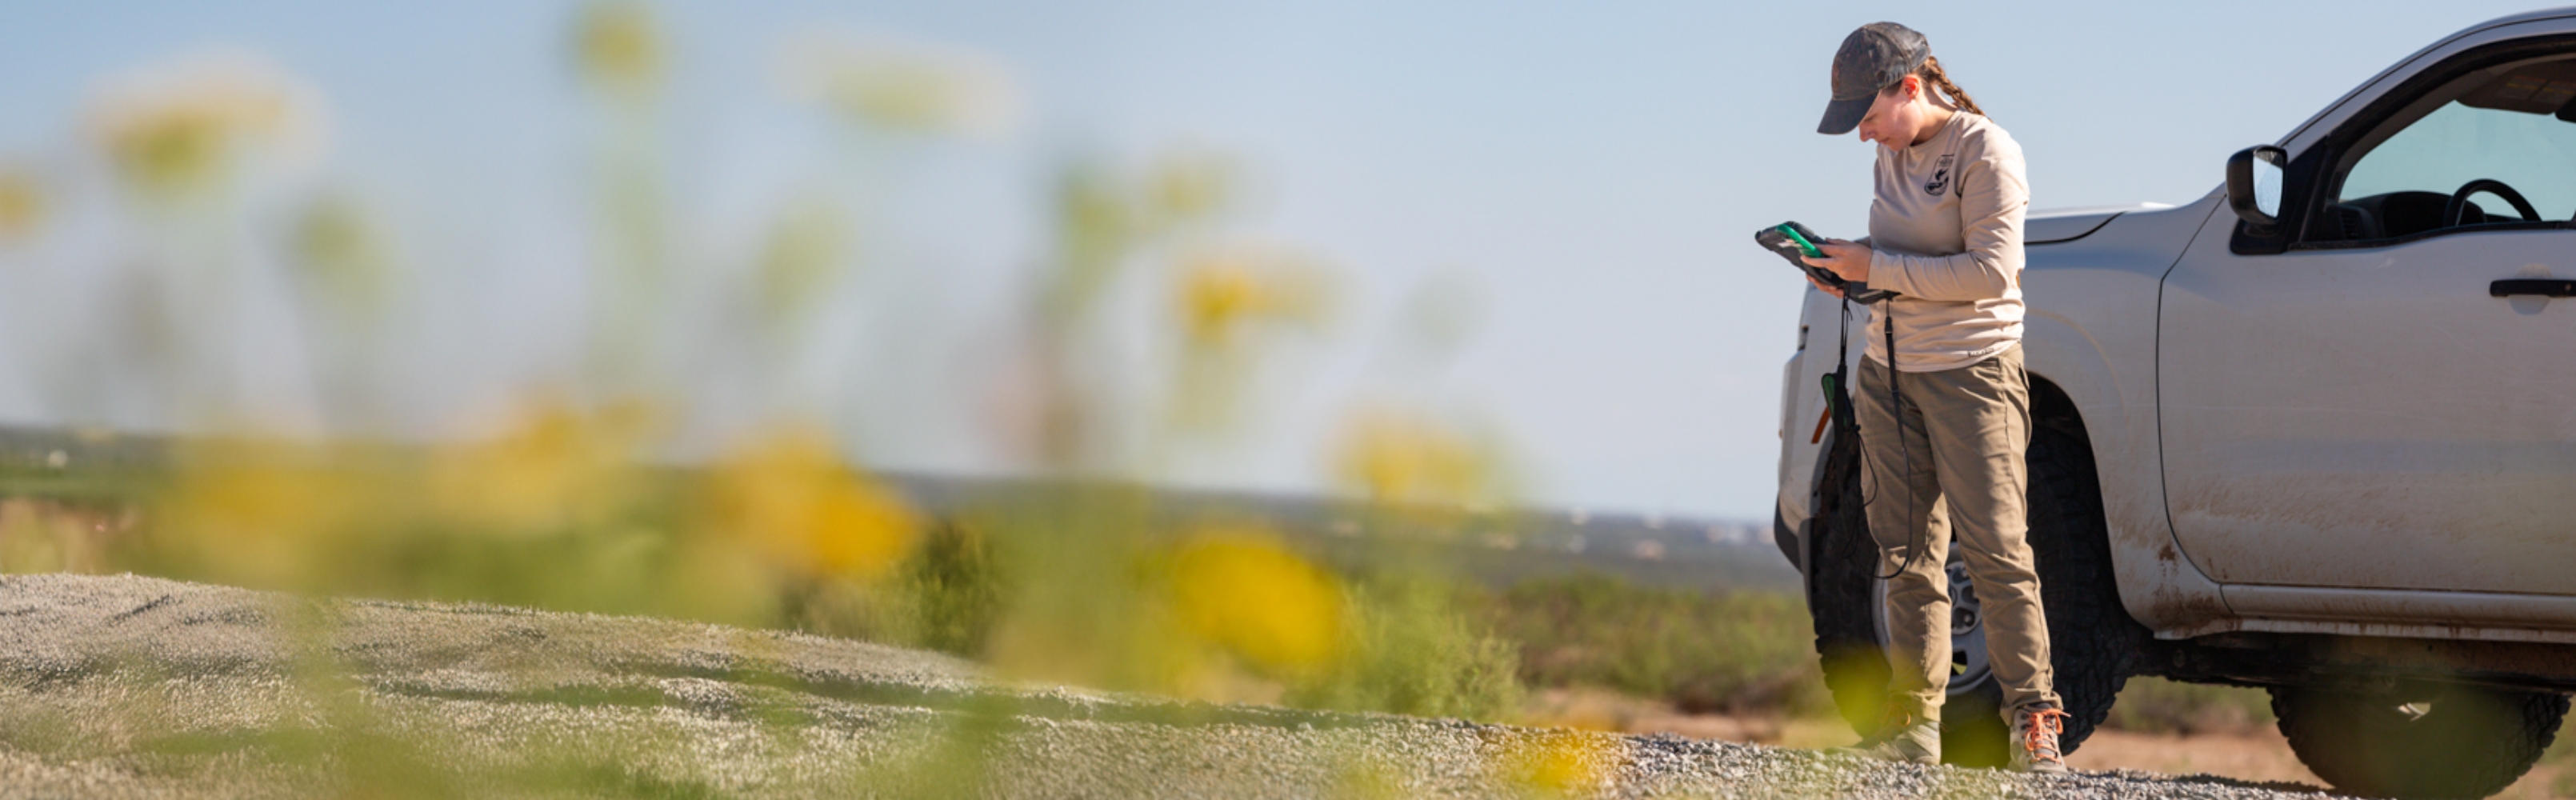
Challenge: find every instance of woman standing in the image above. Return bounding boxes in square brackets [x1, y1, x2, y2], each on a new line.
[1798, 22, 2067, 773]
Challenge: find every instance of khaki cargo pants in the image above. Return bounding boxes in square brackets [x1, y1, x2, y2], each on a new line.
[1854, 344, 2061, 722]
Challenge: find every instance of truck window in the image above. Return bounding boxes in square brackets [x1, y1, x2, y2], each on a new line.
[2324, 57, 2576, 242]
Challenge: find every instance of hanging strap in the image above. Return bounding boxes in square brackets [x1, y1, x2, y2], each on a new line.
[1819, 298, 1860, 442]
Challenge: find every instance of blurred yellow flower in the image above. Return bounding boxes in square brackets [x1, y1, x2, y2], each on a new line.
[1330, 410, 1498, 506]
[1180, 260, 1259, 345]
[1169, 530, 1346, 675]
[426, 399, 651, 535]
[0, 168, 46, 243]
[574, 1, 664, 98]
[154, 453, 355, 589]
[1165, 245, 1334, 434]
[1174, 246, 1329, 348]
[778, 33, 1017, 135]
[1505, 733, 1616, 798]
[705, 427, 920, 578]
[84, 50, 326, 199]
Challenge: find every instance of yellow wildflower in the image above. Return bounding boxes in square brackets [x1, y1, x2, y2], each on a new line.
[573, 1, 664, 98]
[0, 168, 45, 243]
[1169, 529, 1346, 674]
[1174, 246, 1329, 348]
[704, 427, 920, 578]
[425, 399, 650, 534]
[1180, 259, 1260, 345]
[1331, 410, 1498, 506]
[1505, 733, 1616, 798]
[154, 451, 354, 589]
[85, 50, 325, 199]
[777, 33, 1017, 135]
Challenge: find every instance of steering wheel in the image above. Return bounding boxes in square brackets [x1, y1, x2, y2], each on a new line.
[2444, 178, 2542, 226]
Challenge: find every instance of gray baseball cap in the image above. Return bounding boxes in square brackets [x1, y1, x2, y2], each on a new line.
[1818, 22, 1930, 135]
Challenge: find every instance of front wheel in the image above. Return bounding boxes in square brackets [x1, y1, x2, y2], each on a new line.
[2272, 683, 2569, 799]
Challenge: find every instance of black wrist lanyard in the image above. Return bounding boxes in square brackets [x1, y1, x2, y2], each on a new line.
[1822, 296, 1922, 582]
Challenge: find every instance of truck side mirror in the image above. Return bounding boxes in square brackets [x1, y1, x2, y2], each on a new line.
[2226, 146, 2287, 230]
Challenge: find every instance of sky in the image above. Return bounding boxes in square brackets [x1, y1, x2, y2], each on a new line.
[0, 1, 2556, 521]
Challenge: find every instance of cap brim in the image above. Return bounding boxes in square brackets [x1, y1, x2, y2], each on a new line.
[1817, 95, 1871, 135]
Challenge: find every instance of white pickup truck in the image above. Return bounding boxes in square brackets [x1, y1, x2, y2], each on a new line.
[1773, 10, 2576, 796]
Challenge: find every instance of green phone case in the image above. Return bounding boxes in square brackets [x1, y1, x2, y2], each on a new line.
[1776, 224, 1824, 258]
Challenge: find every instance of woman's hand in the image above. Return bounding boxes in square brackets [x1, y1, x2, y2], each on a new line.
[1801, 238, 1873, 286]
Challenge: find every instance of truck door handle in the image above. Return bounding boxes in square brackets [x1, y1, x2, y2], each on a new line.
[2490, 279, 2576, 298]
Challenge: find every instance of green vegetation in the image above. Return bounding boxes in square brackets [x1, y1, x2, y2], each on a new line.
[2547, 734, 2576, 796]
[2102, 675, 2274, 736]
[1483, 574, 1829, 718]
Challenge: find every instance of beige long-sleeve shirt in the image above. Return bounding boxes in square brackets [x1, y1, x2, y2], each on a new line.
[1860, 110, 2028, 373]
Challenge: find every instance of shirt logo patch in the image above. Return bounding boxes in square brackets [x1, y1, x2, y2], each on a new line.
[1924, 154, 1954, 197]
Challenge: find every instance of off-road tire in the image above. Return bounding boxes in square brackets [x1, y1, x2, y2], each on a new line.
[2022, 414, 2152, 754]
[2271, 684, 2569, 799]
[1808, 427, 2006, 766]
[1806, 415, 2138, 766]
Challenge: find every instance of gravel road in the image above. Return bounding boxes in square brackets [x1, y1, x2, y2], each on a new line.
[0, 574, 2346, 798]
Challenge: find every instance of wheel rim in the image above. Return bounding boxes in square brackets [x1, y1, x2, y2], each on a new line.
[1870, 550, 1994, 699]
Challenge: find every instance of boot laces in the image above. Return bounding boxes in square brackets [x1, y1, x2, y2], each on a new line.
[2019, 706, 2069, 762]
[1878, 701, 1921, 734]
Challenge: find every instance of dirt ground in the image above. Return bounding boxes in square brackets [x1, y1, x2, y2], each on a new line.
[1519, 688, 2576, 799]
[4, 574, 2386, 800]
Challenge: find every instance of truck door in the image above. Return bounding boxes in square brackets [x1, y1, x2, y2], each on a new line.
[2158, 49, 2576, 596]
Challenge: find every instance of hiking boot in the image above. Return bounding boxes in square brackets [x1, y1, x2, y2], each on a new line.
[2010, 702, 2070, 774]
[1840, 706, 1939, 765]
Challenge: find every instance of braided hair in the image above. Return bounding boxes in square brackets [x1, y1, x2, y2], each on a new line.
[1910, 55, 1986, 118]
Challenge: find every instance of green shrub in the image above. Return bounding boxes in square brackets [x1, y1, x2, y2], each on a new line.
[1288, 576, 1523, 720]
[1482, 574, 1826, 717]
[2102, 676, 2274, 735]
